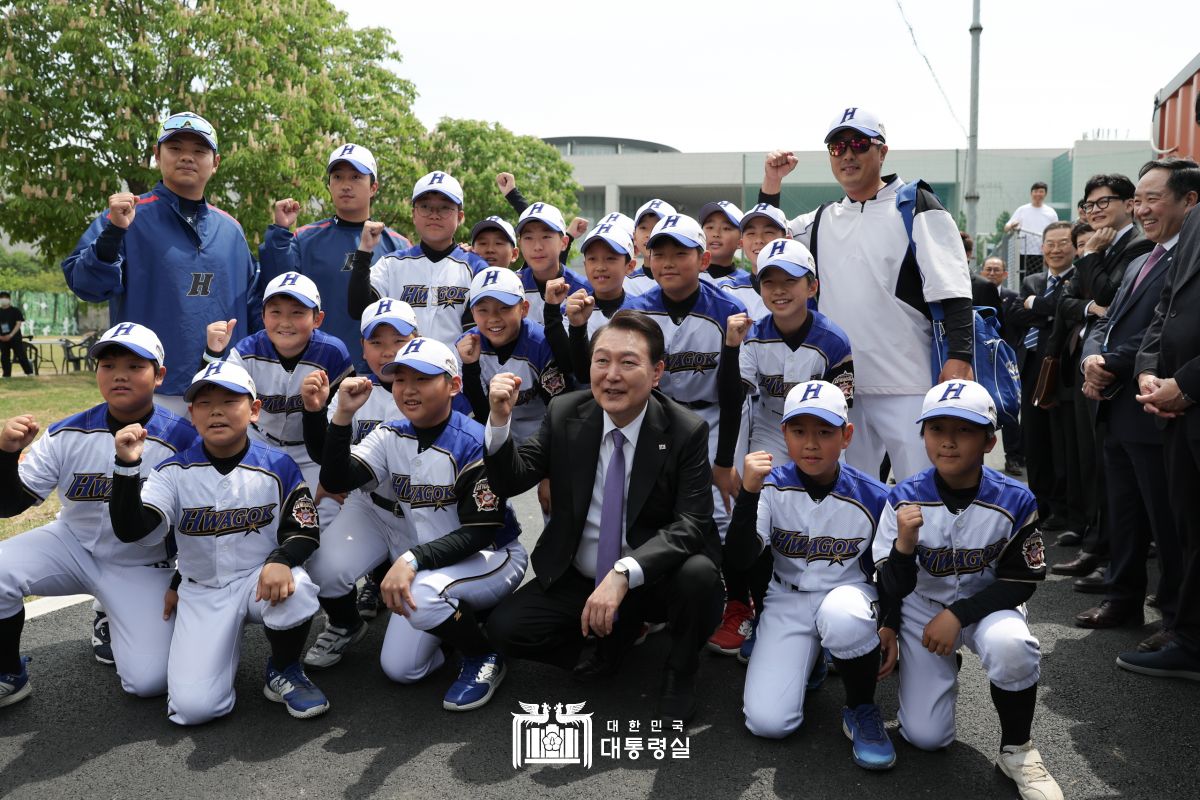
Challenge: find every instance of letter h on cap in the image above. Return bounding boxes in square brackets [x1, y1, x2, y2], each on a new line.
[939, 382, 966, 401]
[403, 339, 424, 355]
[203, 362, 225, 378]
[428, 172, 445, 185]
[661, 215, 680, 229]
[768, 240, 788, 259]
[841, 107, 858, 123]
[280, 272, 301, 286]
[801, 382, 823, 402]
[529, 203, 545, 216]
[339, 144, 356, 157]
[113, 323, 137, 338]
[376, 299, 393, 314]
[481, 270, 501, 287]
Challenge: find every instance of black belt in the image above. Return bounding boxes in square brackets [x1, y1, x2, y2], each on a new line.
[773, 571, 802, 592]
[370, 492, 404, 517]
[253, 425, 304, 448]
[677, 399, 716, 410]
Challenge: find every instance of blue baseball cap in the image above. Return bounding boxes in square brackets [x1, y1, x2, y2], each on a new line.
[698, 200, 744, 228]
[740, 203, 789, 233]
[634, 199, 677, 226]
[648, 214, 706, 250]
[185, 361, 257, 402]
[470, 216, 518, 246]
[327, 143, 377, 178]
[825, 107, 886, 144]
[581, 223, 634, 257]
[469, 267, 525, 307]
[413, 171, 463, 205]
[360, 297, 417, 338]
[757, 238, 816, 280]
[263, 271, 321, 310]
[90, 322, 166, 366]
[918, 380, 997, 427]
[782, 381, 848, 427]
[382, 337, 460, 379]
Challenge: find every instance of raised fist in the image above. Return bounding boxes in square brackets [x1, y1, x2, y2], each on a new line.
[764, 150, 799, 182]
[896, 504, 924, 554]
[544, 277, 569, 306]
[1, 415, 39, 453]
[206, 318, 237, 354]
[565, 289, 594, 328]
[488, 372, 522, 426]
[332, 376, 374, 422]
[301, 370, 330, 412]
[456, 332, 482, 365]
[742, 451, 773, 493]
[274, 198, 301, 229]
[359, 220, 385, 252]
[726, 313, 751, 347]
[568, 217, 589, 239]
[108, 192, 137, 229]
[495, 172, 516, 195]
[114, 423, 148, 463]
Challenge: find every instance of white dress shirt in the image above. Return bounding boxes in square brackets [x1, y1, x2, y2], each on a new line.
[486, 405, 647, 587]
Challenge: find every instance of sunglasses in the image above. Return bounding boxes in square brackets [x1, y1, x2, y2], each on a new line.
[160, 113, 215, 137]
[826, 136, 880, 157]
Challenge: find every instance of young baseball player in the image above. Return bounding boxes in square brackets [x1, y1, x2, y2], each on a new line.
[514, 203, 592, 326]
[495, 172, 589, 263]
[563, 223, 639, 383]
[625, 199, 677, 296]
[205, 271, 353, 526]
[347, 171, 488, 349]
[469, 216, 520, 269]
[317, 337, 527, 710]
[456, 267, 572, 443]
[727, 380, 895, 769]
[874, 380, 1061, 800]
[260, 144, 410, 371]
[107, 360, 328, 724]
[0, 324, 195, 709]
[717, 203, 792, 321]
[698, 200, 744, 285]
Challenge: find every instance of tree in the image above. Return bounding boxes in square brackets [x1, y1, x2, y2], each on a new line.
[0, 0, 425, 258]
[417, 118, 582, 241]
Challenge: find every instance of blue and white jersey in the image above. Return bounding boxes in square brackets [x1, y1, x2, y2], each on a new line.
[226, 329, 353, 447]
[717, 271, 768, 321]
[327, 373, 397, 446]
[627, 282, 746, 406]
[757, 462, 888, 591]
[582, 295, 640, 339]
[518, 265, 591, 329]
[623, 265, 656, 297]
[368, 244, 487, 349]
[873, 467, 1045, 607]
[347, 411, 519, 548]
[14, 404, 197, 566]
[142, 440, 318, 587]
[463, 321, 568, 442]
[740, 311, 854, 459]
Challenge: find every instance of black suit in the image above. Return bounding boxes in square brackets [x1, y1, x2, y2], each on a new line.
[1083, 248, 1181, 622]
[485, 389, 723, 675]
[1136, 207, 1200, 649]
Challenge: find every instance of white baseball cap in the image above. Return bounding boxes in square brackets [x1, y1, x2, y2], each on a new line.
[90, 322, 166, 366]
[781, 380, 848, 427]
[698, 200, 744, 228]
[515, 202, 567, 235]
[648, 214, 706, 250]
[327, 143, 377, 179]
[185, 360, 257, 402]
[360, 297, 417, 338]
[824, 106, 886, 143]
[157, 111, 218, 152]
[598, 211, 636, 236]
[757, 238, 816, 280]
[382, 337, 460, 379]
[470, 216, 517, 246]
[634, 199, 677, 226]
[581, 223, 634, 258]
[263, 271, 321, 310]
[918, 380, 997, 427]
[412, 171, 463, 205]
[740, 203, 789, 232]
[469, 267, 526, 307]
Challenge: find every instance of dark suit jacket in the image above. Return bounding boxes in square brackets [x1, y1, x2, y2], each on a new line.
[1083, 247, 1174, 443]
[998, 286, 1023, 347]
[1137, 207, 1200, 439]
[485, 388, 720, 588]
[1008, 271, 1069, 373]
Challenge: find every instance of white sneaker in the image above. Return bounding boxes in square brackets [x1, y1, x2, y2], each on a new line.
[303, 621, 367, 668]
[996, 741, 1063, 800]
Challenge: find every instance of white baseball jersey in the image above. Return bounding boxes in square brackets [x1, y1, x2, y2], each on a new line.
[328, 374, 398, 445]
[225, 329, 353, 447]
[463, 321, 568, 442]
[873, 466, 1045, 607]
[756, 462, 888, 592]
[740, 311, 854, 458]
[623, 265, 656, 297]
[518, 265, 591, 330]
[14, 404, 197, 566]
[140, 440, 319, 588]
[368, 244, 485, 348]
[348, 410, 519, 549]
[717, 271, 768, 321]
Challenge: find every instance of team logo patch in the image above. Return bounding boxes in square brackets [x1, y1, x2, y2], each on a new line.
[829, 368, 854, 400]
[474, 479, 499, 512]
[1022, 532, 1046, 570]
[541, 366, 566, 396]
[292, 495, 319, 528]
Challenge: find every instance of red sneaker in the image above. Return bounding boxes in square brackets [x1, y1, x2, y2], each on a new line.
[707, 600, 754, 655]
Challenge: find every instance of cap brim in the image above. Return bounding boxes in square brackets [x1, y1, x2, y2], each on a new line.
[916, 408, 994, 426]
[781, 408, 847, 427]
[824, 124, 883, 143]
[699, 204, 741, 228]
[362, 318, 416, 338]
[740, 212, 787, 231]
[759, 261, 813, 279]
[648, 231, 703, 249]
[413, 188, 462, 205]
[185, 379, 254, 402]
[328, 158, 374, 176]
[470, 289, 524, 307]
[265, 288, 319, 309]
[89, 341, 160, 364]
[582, 236, 631, 256]
[515, 218, 565, 235]
[635, 211, 666, 226]
[381, 358, 449, 377]
[157, 130, 218, 151]
[470, 221, 516, 246]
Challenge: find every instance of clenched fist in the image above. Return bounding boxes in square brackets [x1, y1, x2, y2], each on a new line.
[114, 423, 148, 463]
[726, 313, 751, 347]
[206, 318, 237, 354]
[763, 150, 799, 188]
[274, 198, 301, 229]
[108, 192, 138, 229]
[495, 172, 516, 195]
[331, 377, 374, 424]
[488, 373, 522, 426]
[1, 415, 39, 453]
[456, 332, 482, 365]
[565, 289, 594, 328]
[895, 504, 924, 555]
[544, 277, 569, 306]
[301, 370, 330, 412]
[568, 217, 590, 239]
[359, 220, 385, 252]
[741, 450, 773, 494]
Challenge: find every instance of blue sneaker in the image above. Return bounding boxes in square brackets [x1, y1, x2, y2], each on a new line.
[263, 659, 330, 719]
[807, 648, 831, 691]
[737, 617, 758, 665]
[443, 653, 506, 711]
[1, 656, 32, 708]
[841, 703, 896, 770]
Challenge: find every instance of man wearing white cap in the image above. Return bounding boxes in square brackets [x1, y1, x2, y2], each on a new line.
[758, 107, 974, 481]
[348, 171, 489, 350]
[261, 144, 411, 371]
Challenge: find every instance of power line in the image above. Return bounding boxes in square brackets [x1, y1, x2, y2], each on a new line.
[893, 0, 969, 139]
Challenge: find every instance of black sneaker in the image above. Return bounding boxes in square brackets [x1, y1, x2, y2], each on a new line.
[357, 576, 384, 620]
[92, 612, 114, 666]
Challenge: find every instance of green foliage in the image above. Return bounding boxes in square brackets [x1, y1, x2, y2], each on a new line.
[417, 118, 582, 241]
[0, 244, 65, 291]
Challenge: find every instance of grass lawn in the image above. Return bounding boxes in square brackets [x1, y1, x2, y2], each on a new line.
[1, 372, 101, 542]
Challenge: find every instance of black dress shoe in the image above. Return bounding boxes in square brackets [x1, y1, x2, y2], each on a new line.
[1146, 594, 1160, 609]
[1050, 552, 1099, 576]
[1138, 628, 1174, 652]
[1054, 530, 1082, 547]
[657, 669, 697, 724]
[1074, 600, 1143, 629]
[1147, 542, 1158, 560]
[572, 648, 623, 683]
[1073, 568, 1108, 593]
[1004, 459, 1024, 477]
[1041, 515, 1069, 533]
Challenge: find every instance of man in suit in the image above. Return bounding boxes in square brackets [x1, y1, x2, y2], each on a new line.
[1049, 175, 1154, 578]
[1118, 191, 1200, 679]
[1074, 159, 1198, 649]
[483, 310, 724, 721]
[982, 255, 1025, 474]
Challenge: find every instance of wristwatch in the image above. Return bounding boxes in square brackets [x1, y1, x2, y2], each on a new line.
[401, 551, 419, 572]
[613, 562, 630, 580]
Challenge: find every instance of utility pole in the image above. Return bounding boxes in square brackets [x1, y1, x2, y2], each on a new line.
[964, 0, 981, 245]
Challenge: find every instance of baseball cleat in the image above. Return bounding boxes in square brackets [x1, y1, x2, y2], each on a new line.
[357, 576, 384, 620]
[0, 656, 32, 708]
[443, 653, 506, 711]
[707, 600, 754, 655]
[263, 659, 330, 719]
[995, 741, 1063, 800]
[303, 620, 368, 668]
[737, 617, 759, 664]
[841, 703, 896, 770]
[92, 611, 114, 666]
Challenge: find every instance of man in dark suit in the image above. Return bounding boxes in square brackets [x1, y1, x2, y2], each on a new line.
[1048, 175, 1154, 578]
[982, 256, 1025, 474]
[1118, 191, 1200, 679]
[1074, 159, 1198, 647]
[483, 310, 723, 721]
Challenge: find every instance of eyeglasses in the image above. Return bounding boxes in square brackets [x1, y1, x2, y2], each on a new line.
[414, 202, 458, 218]
[1079, 195, 1122, 214]
[160, 113, 215, 136]
[1043, 239, 1074, 251]
[826, 136, 880, 157]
